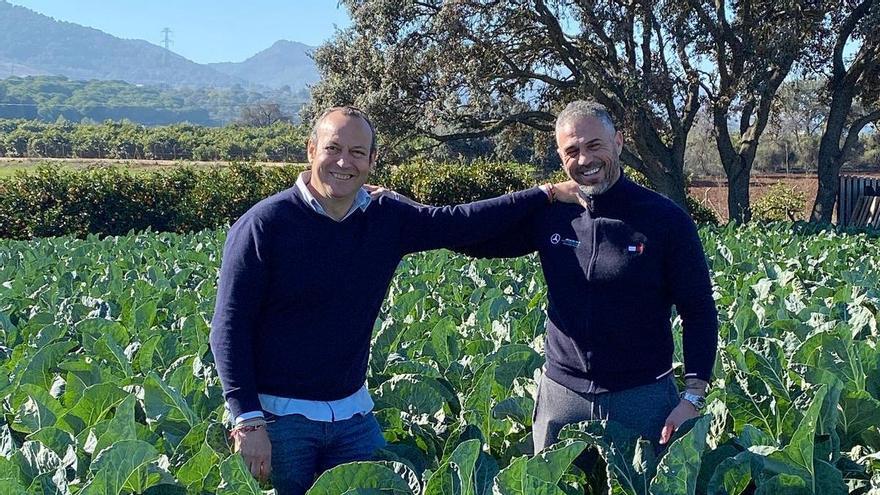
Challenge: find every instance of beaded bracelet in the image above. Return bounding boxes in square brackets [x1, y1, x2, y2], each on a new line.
[229, 422, 267, 439]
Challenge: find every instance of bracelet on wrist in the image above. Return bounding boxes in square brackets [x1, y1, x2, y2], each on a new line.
[545, 183, 556, 203]
[229, 422, 266, 439]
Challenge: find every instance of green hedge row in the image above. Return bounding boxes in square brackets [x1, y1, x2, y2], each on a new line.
[0, 162, 717, 239]
[0, 119, 309, 162]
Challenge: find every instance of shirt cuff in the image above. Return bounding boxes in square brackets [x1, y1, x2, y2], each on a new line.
[539, 184, 553, 202]
[234, 410, 265, 425]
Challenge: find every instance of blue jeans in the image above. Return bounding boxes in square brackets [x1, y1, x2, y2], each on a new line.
[265, 412, 386, 495]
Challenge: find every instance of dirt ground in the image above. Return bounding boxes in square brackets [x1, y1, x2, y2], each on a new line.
[688, 171, 880, 223]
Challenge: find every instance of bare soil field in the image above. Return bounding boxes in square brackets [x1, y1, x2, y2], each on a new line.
[689, 171, 880, 223]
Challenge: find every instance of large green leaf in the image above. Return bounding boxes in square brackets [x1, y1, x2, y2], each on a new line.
[57, 383, 127, 434]
[216, 454, 262, 495]
[486, 345, 543, 392]
[14, 393, 58, 435]
[92, 395, 137, 456]
[754, 473, 810, 494]
[26, 469, 70, 495]
[793, 330, 866, 391]
[650, 415, 711, 495]
[493, 439, 587, 495]
[80, 439, 159, 495]
[307, 461, 416, 495]
[836, 391, 880, 449]
[143, 372, 198, 426]
[25, 428, 76, 469]
[93, 334, 134, 378]
[429, 317, 461, 371]
[375, 374, 448, 416]
[13, 441, 62, 487]
[175, 441, 219, 493]
[16, 341, 77, 391]
[463, 363, 498, 447]
[776, 385, 827, 489]
[492, 396, 534, 427]
[560, 420, 653, 494]
[707, 452, 752, 495]
[424, 438, 481, 495]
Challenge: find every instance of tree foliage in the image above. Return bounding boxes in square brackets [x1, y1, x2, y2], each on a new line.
[663, 0, 825, 222]
[810, 0, 880, 223]
[308, 0, 707, 207]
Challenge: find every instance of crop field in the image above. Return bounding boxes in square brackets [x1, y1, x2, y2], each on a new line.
[0, 158, 308, 178]
[0, 224, 878, 494]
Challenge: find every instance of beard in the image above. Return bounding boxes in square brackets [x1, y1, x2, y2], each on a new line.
[574, 160, 620, 196]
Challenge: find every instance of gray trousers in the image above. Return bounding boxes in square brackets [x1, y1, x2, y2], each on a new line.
[532, 373, 680, 453]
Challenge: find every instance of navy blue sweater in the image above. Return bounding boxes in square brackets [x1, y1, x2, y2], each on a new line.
[460, 174, 718, 392]
[210, 186, 548, 419]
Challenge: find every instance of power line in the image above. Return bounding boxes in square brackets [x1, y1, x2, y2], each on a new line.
[160, 28, 173, 65]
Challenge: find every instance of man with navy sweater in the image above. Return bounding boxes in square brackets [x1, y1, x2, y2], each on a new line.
[458, 100, 719, 453]
[209, 106, 583, 494]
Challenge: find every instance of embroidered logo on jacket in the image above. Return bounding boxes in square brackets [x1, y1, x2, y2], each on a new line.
[550, 233, 580, 248]
[627, 242, 645, 255]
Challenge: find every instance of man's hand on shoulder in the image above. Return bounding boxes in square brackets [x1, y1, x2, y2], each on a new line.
[550, 180, 587, 206]
[364, 184, 424, 207]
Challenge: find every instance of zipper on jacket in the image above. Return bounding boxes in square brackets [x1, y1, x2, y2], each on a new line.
[583, 193, 594, 212]
[586, 217, 599, 280]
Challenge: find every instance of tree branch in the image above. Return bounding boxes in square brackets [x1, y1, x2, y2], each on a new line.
[532, 0, 586, 81]
[842, 108, 880, 161]
[833, 0, 873, 81]
[424, 110, 556, 142]
[579, 0, 621, 67]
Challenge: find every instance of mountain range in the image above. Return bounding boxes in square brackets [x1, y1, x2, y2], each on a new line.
[0, 1, 319, 90]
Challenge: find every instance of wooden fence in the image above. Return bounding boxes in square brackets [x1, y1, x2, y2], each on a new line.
[838, 175, 880, 227]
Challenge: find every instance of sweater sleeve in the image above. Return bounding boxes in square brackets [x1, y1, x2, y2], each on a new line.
[209, 213, 269, 420]
[664, 209, 719, 382]
[393, 187, 547, 255]
[451, 218, 538, 259]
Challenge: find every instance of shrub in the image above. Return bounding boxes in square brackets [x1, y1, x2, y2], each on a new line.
[0, 161, 719, 239]
[384, 160, 535, 205]
[752, 183, 807, 222]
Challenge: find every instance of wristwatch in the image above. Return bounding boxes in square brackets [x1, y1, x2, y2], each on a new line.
[680, 391, 706, 411]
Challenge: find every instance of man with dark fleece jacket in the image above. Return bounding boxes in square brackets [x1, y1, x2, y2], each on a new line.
[459, 100, 719, 453]
[209, 106, 583, 495]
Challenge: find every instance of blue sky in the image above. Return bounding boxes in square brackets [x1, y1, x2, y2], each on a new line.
[7, 0, 352, 63]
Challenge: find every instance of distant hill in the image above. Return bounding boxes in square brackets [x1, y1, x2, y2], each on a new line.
[209, 40, 319, 90]
[0, 1, 318, 90]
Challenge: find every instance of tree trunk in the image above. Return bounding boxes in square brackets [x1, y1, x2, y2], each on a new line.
[725, 159, 752, 223]
[643, 161, 689, 208]
[621, 147, 689, 209]
[713, 112, 754, 223]
[811, 149, 841, 224]
[810, 83, 857, 223]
